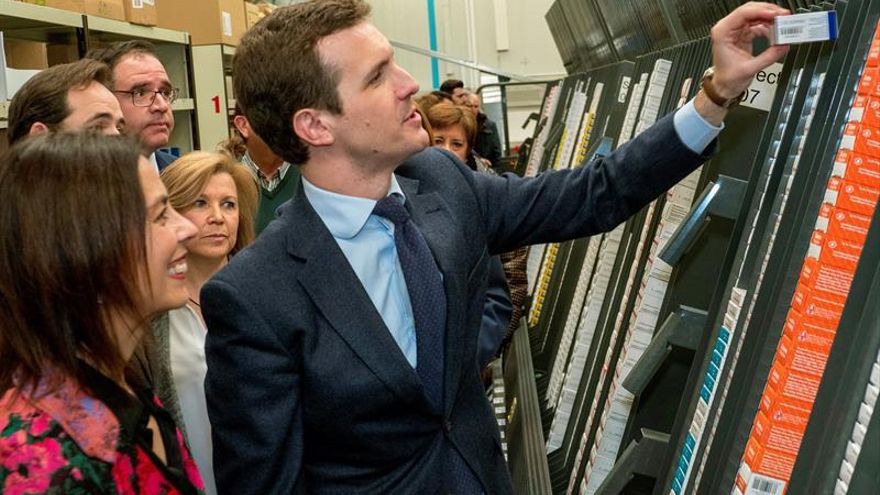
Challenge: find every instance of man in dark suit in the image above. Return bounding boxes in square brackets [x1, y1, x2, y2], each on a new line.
[201, 1, 790, 493]
[87, 41, 178, 171]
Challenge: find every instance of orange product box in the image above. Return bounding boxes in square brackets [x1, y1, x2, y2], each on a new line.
[783, 309, 837, 348]
[790, 282, 845, 327]
[776, 333, 830, 378]
[799, 257, 855, 297]
[760, 376, 816, 418]
[850, 95, 880, 128]
[807, 231, 864, 272]
[767, 360, 822, 409]
[743, 435, 797, 483]
[832, 149, 880, 188]
[869, 37, 880, 68]
[858, 67, 880, 96]
[825, 176, 880, 216]
[752, 405, 810, 452]
[735, 473, 748, 494]
[841, 122, 880, 158]
[816, 203, 873, 243]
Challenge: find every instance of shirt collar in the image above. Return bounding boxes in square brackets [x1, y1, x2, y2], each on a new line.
[301, 174, 405, 240]
[148, 152, 159, 173]
[241, 152, 292, 182]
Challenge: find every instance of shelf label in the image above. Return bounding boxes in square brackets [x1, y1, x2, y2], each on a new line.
[740, 63, 783, 112]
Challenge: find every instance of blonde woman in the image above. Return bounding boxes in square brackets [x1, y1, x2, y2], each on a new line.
[158, 152, 258, 495]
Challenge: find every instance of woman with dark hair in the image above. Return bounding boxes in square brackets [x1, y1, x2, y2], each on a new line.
[0, 132, 203, 493]
[153, 151, 258, 495]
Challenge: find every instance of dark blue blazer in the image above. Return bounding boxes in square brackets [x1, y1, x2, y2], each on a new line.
[155, 149, 177, 171]
[201, 113, 713, 494]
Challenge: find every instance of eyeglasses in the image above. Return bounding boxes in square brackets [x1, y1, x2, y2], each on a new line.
[114, 87, 179, 107]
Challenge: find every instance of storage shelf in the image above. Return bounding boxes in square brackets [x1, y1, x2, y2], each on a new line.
[0, 0, 81, 44]
[85, 15, 188, 45]
[0, 0, 83, 29]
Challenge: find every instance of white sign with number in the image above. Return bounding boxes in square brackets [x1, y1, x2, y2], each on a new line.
[739, 62, 784, 112]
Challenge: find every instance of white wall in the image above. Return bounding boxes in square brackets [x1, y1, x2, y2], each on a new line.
[369, 0, 565, 148]
[370, 0, 565, 88]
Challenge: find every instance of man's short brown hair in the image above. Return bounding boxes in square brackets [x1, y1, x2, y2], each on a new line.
[7, 59, 112, 145]
[85, 40, 158, 75]
[233, 0, 371, 165]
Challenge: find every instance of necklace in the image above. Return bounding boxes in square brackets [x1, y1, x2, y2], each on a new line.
[188, 297, 201, 308]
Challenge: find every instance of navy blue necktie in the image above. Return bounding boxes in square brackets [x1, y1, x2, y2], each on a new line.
[373, 195, 446, 411]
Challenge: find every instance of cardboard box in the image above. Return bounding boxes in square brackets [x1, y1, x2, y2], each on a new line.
[825, 176, 880, 216]
[245, 1, 261, 29]
[816, 203, 873, 243]
[158, 0, 247, 46]
[799, 256, 855, 296]
[841, 122, 880, 158]
[19, 0, 85, 14]
[776, 333, 829, 378]
[858, 67, 880, 96]
[807, 230, 863, 272]
[752, 405, 810, 452]
[790, 283, 845, 327]
[85, 0, 125, 20]
[46, 44, 80, 66]
[784, 309, 836, 349]
[124, 0, 157, 26]
[742, 435, 796, 485]
[868, 37, 880, 68]
[832, 149, 880, 188]
[4, 39, 48, 70]
[767, 359, 822, 411]
[851, 95, 880, 128]
[0, 33, 42, 100]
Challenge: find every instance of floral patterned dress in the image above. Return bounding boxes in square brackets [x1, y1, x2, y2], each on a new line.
[0, 365, 205, 494]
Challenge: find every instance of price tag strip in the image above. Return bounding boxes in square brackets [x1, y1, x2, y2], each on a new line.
[835, 347, 879, 493]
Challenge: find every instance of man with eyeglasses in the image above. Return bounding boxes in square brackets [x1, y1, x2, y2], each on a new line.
[87, 40, 179, 171]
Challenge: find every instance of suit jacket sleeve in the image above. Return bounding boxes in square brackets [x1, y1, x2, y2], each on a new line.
[202, 278, 304, 494]
[476, 255, 512, 368]
[469, 112, 712, 254]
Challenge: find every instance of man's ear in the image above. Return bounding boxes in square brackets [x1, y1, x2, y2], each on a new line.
[232, 115, 250, 140]
[292, 108, 334, 147]
[28, 122, 50, 137]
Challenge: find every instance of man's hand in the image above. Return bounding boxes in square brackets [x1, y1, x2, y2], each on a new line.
[696, 2, 791, 124]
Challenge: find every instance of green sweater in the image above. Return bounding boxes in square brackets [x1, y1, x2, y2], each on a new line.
[255, 166, 300, 235]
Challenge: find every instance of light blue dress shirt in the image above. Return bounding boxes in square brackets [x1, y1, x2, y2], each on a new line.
[302, 176, 420, 367]
[300, 102, 720, 368]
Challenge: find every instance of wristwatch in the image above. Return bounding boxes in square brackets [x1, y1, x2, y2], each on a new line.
[701, 67, 741, 108]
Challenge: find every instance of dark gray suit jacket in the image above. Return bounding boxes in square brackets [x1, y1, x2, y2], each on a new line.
[201, 113, 712, 494]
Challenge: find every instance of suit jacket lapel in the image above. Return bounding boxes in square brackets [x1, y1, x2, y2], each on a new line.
[284, 188, 433, 414]
[397, 176, 469, 415]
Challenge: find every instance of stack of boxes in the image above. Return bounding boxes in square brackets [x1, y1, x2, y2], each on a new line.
[735, 21, 880, 495]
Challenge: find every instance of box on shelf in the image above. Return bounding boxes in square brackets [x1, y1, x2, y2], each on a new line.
[46, 44, 80, 65]
[4, 39, 49, 70]
[18, 0, 85, 13]
[245, 1, 276, 29]
[124, 0, 157, 26]
[0, 33, 42, 100]
[86, 0, 125, 21]
[158, 0, 246, 46]
[245, 1, 260, 29]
